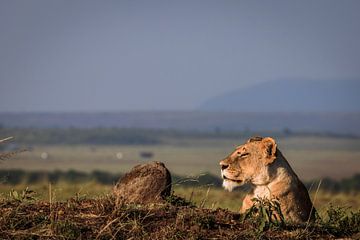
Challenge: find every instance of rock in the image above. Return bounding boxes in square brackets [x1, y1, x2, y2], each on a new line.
[113, 161, 172, 205]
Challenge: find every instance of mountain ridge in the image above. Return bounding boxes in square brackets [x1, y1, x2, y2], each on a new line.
[200, 79, 360, 112]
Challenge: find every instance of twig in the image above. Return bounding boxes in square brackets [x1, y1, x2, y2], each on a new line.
[96, 218, 119, 239]
[305, 179, 322, 231]
[0, 137, 13, 143]
[200, 185, 211, 208]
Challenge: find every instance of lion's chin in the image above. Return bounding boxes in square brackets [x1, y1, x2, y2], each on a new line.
[222, 179, 242, 192]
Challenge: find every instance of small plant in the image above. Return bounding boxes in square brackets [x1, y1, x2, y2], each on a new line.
[9, 187, 37, 202]
[243, 197, 285, 232]
[55, 220, 83, 239]
[322, 204, 360, 236]
[166, 192, 193, 207]
[194, 215, 216, 229]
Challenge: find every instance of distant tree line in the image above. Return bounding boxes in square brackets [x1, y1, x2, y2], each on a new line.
[0, 127, 357, 146]
[304, 175, 360, 193]
[0, 169, 121, 185]
[0, 128, 162, 146]
[0, 169, 359, 193]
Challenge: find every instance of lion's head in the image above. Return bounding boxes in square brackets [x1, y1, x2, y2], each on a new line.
[220, 136, 278, 191]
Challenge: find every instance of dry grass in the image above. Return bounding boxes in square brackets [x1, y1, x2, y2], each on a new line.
[0, 191, 359, 240]
[1, 182, 359, 216]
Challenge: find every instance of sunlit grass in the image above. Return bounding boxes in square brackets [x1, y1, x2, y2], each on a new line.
[0, 181, 112, 202]
[1, 182, 359, 218]
[174, 186, 360, 215]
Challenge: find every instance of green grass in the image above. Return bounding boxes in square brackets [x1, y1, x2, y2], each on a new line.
[174, 186, 360, 214]
[0, 181, 112, 202]
[1, 183, 359, 214]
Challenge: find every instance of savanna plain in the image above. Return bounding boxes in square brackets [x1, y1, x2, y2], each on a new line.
[1, 132, 360, 239]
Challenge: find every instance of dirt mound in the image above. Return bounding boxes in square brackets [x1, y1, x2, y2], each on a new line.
[1, 195, 357, 239]
[113, 161, 172, 205]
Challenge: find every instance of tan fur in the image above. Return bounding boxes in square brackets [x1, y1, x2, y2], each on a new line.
[220, 136, 316, 223]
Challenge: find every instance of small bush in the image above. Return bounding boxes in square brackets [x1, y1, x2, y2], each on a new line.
[323, 204, 360, 236]
[243, 197, 285, 232]
[166, 193, 193, 207]
[9, 187, 37, 203]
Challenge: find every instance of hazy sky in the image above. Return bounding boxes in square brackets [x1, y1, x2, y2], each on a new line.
[0, 0, 359, 112]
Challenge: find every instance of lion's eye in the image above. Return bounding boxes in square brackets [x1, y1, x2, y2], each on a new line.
[237, 152, 249, 158]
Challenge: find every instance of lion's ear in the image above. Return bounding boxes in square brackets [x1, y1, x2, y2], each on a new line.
[262, 137, 277, 164]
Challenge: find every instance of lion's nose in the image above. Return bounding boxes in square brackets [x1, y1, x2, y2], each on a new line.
[220, 162, 229, 170]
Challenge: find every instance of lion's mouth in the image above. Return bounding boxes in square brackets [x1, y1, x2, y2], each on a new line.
[223, 175, 243, 183]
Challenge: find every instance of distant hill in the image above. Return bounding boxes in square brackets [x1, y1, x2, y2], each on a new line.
[0, 112, 360, 135]
[200, 80, 360, 112]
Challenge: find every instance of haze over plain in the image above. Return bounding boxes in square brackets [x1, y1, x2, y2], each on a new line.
[0, 0, 360, 112]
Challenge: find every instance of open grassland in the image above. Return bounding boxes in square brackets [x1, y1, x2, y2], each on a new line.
[2, 136, 360, 180]
[1, 182, 359, 214]
[0, 184, 360, 239]
[1, 134, 360, 239]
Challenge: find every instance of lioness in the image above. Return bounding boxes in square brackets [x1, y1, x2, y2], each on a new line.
[220, 136, 316, 223]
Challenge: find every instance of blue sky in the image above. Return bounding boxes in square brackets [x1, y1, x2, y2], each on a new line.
[0, 0, 359, 112]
